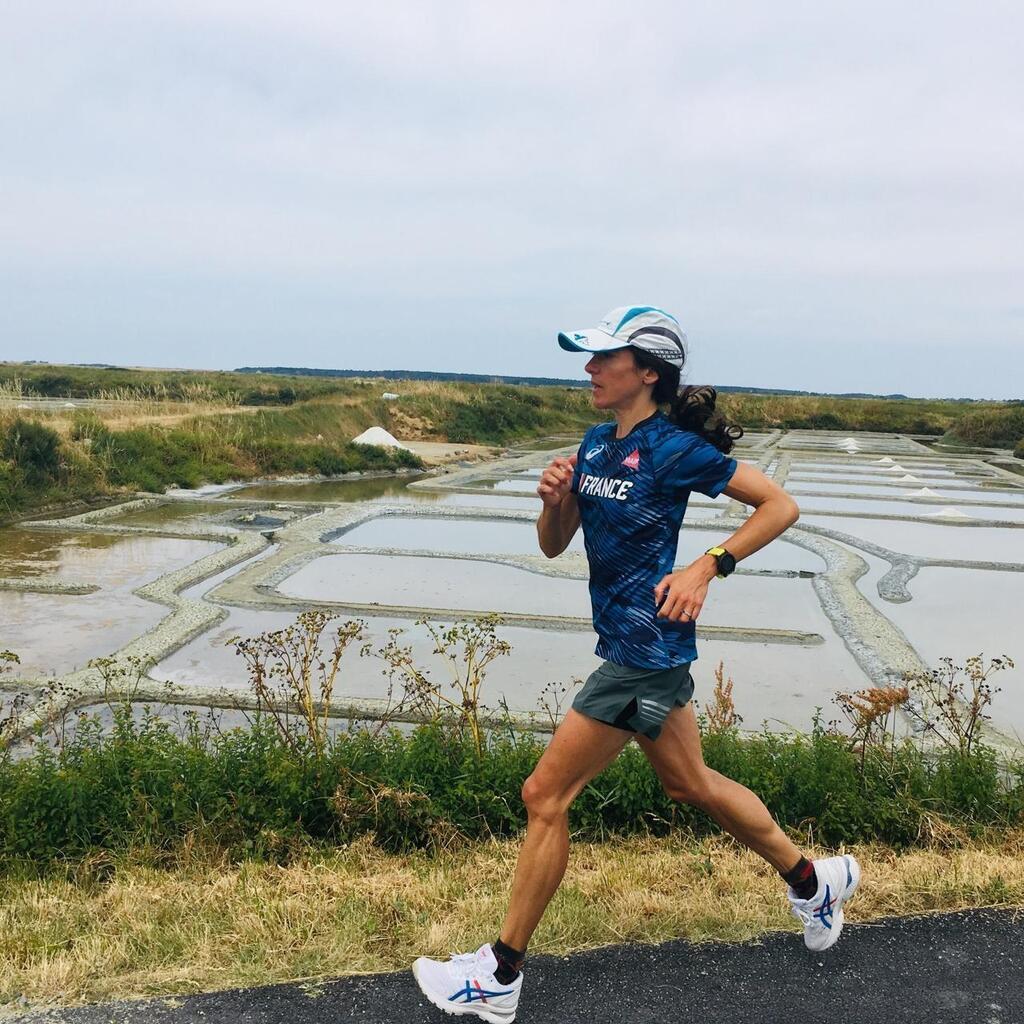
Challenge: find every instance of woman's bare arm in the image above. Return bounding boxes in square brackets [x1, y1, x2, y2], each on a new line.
[653, 461, 799, 622]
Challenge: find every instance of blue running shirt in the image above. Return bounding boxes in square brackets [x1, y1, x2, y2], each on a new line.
[571, 412, 738, 669]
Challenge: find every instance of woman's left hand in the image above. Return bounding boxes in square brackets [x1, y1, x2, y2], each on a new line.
[653, 559, 716, 622]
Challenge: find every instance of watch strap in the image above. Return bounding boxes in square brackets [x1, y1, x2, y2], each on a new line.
[705, 546, 733, 579]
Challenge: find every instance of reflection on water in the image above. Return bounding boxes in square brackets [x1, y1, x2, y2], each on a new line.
[0, 529, 124, 579]
[106, 502, 217, 528]
[0, 536, 221, 678]
[228, 475, 435, 503]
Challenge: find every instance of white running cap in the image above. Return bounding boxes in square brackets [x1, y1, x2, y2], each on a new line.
[558, 305, 687, 369]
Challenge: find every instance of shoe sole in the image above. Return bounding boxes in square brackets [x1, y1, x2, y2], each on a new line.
[813, 855, 861, 952]
[411, 961, 517, 1024]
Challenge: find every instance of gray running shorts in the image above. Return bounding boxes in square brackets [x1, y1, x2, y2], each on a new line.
[571, 659, 694, 741]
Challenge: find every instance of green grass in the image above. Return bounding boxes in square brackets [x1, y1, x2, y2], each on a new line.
[1, 707, 1021, 874]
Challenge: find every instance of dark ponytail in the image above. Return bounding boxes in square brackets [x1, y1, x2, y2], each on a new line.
[632, 349, 744, 455]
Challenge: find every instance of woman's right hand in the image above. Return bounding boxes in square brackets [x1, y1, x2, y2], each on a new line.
[536, 454, 577, 508]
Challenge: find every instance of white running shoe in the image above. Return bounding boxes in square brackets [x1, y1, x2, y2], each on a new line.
[787, 854, 861, 951]
[412, 943, 522, 1023]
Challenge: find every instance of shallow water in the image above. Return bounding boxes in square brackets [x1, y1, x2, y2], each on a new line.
[6, 434, 1022, 736]
[332, 515, 587, 555]
[226, 475, 436, 503]
[104, 501, 220, 528]
[152, 603, 866, 730]
[880, 566, 1024, 739]
[329, 515, 824, 573]
[789, 479, 1024, 500]
[0, 529, 124, 580]
[799, 515, 1024, 562]
[277, 551, 827, 635]
[154, 607, 606, 713]
[0, 536, 221, 678]
[692, 636, 874, 732]
[792, 495, 1024, 522]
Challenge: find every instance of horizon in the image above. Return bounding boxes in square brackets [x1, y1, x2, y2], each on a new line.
[3, 4, 1022, 400]
[2, 357, 1010, 404]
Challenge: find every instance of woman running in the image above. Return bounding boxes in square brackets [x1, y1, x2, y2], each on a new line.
[413, 306, 860, 1023]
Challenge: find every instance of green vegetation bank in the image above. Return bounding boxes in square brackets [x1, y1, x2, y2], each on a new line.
[1, 363, 1022, 519]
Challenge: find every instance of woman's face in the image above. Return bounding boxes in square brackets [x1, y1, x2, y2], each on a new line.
[584, 349, 658, 410]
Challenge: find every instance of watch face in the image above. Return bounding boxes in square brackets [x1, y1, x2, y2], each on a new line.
[718, 551, 737, 576]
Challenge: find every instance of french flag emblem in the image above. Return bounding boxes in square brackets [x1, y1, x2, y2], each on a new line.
[622, 449, 640, 471]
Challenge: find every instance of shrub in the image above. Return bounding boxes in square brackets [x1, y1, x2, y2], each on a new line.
[944, 405, 1024, 449]
[0, 419, 61, 487]
[3, 629, 1021, 873]
[446, 388, 548, 444]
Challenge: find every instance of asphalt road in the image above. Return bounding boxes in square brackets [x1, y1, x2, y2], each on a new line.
[14, 909, 1024, 1024]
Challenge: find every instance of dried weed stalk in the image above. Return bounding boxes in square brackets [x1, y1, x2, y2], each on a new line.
[375, 614, 511, 757]
[231, 611, 365, 757]
[705, 661, 743, 734]
[901, 655, 1014, 756]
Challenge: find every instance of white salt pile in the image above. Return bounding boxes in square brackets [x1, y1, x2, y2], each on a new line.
[904, 488, 943, 499]
[874, 457, 895, 464]
[924, 507, 972, 519]
[351, 426, 412, 451]
[897, 474, 922, 482]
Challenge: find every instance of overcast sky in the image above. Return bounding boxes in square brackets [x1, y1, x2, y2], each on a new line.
[2, 2, 1022, 397]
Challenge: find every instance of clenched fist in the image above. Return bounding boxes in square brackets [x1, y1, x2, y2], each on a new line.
[536, 453, 578, 508]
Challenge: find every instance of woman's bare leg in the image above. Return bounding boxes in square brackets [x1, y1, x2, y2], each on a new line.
[498, 710, 633, 951]
[636, 702, 802, 873]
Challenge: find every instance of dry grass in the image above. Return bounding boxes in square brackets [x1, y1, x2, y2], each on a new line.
[0, 403, 256, 438]
[3, 831, 1024, 1013]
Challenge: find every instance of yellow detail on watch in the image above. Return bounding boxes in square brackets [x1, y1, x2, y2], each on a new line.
[705, 546, 729, 579]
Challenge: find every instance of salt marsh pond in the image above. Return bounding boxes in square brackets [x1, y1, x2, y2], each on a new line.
[2, 429, 1022, 741]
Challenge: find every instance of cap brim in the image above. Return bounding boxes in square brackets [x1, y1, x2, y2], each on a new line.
[557, 328, 629, 353]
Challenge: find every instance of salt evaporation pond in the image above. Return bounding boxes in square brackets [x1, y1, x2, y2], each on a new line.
[0, 535, 221, 679]
[4, 426, 1023, 740]
[793, 495, 1024, 522]
[154, 608, 605, 714]
[330, 515, 824, 573]
[226, 475, 435, 503]
[800, 516, 1024, 562]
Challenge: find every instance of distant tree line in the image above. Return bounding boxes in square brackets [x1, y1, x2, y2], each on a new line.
[234, 366, 932, 401]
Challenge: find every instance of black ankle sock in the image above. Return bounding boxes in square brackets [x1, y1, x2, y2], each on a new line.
[781, 856, 818, 901]
[492, 938, 525, 984]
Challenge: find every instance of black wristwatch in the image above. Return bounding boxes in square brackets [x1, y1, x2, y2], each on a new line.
[705, 546, 737, 579]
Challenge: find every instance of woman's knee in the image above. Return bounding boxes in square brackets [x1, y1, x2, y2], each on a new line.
[521, 771, 571, 822]
[664, 768, 715, 809]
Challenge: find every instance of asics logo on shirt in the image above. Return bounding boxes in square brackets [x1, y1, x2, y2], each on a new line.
[586, 444, 606, 459]
[578, 473, 634, 500]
